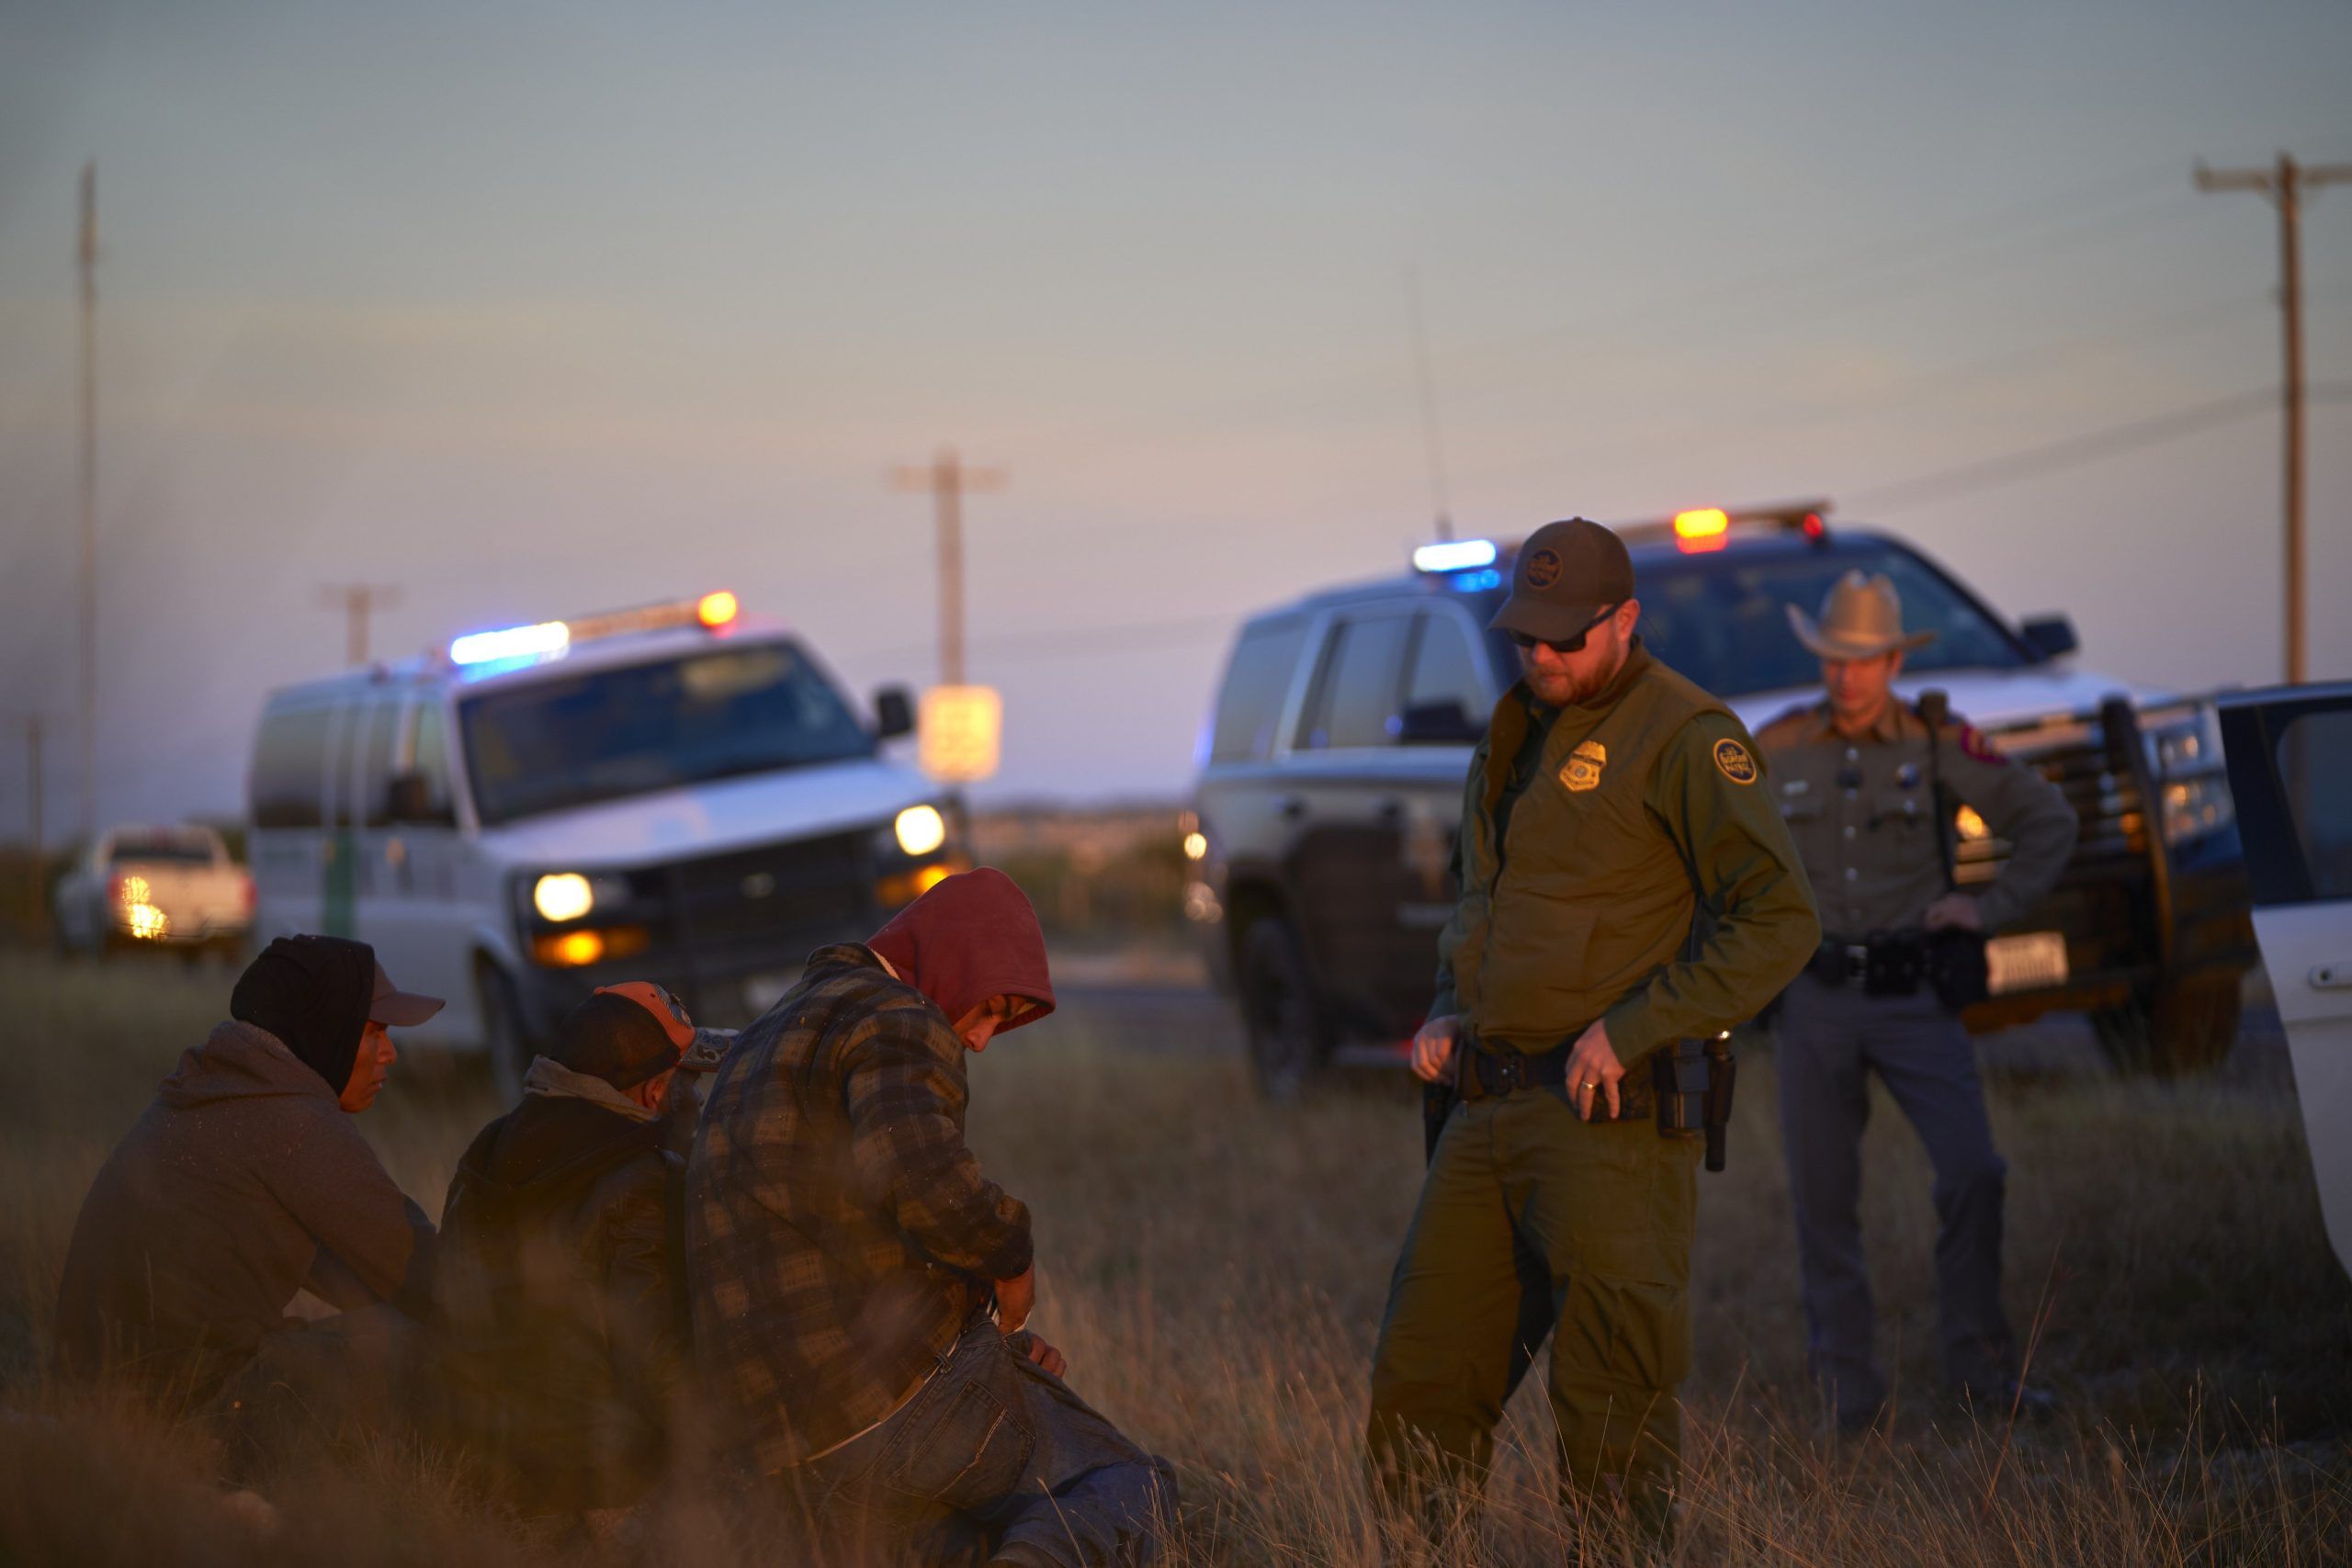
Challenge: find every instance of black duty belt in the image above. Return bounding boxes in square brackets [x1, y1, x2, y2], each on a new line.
[1456, 1032, 1654, 1121]
[1809, 933, 1926, 996]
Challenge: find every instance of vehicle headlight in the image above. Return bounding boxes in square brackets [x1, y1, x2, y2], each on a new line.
[894, 805, 947, 858]
[533, 873, 595, 922]
[2143, 705, 2234, 845]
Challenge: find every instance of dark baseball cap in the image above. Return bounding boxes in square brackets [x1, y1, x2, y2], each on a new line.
[369, 960, 446, 1027]
[552, 981, 718, 1089]
[1488, 518, 1635, 642]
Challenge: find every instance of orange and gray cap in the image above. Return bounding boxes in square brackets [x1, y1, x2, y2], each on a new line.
[1488, 518, 1636, 642]
[550, 980, 718, 1090]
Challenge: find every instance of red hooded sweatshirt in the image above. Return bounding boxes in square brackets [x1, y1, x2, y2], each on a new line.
[866, 867, 1057, 1033]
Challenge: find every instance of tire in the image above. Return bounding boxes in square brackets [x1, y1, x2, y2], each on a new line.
[1237, 917, 1329, 1102]
[479, 965, 532, 1103]
[2091, 975, 2242, 1077]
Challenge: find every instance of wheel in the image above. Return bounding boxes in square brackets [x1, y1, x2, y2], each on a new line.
[2091, 974, 2241, 1077]
[478, 965, 532, 1103]
[1237, 917, 1329, 1102]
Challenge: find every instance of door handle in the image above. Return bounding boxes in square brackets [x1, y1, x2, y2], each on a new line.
[2313, 964, 2350, 990]
[1375, 799, 1405, 825]
[1276, 795, 1306, 820]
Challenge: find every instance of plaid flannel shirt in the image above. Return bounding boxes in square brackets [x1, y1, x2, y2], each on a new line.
[687, 943, 1033, 1473]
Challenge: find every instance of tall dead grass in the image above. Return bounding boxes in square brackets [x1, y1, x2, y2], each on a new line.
[2, 952, 2346, 1564]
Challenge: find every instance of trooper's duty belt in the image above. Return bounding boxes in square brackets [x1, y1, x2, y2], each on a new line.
[1810, 932, 1927, 995]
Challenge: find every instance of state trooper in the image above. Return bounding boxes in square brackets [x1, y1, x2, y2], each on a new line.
[1367, 519, 1819, 1549]
[1755, 570, 2078, 1432]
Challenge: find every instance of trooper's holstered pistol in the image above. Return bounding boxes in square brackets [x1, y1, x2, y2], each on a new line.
[1653, 1036, 1737, 1173]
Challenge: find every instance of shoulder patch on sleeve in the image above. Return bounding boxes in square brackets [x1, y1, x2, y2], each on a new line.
[1956, 723, 2007, 765]
[1712, 736, 1760, 784]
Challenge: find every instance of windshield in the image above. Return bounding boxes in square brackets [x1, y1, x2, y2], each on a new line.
[1623, 541, 2030, 699]
[459, 641, 875, 825]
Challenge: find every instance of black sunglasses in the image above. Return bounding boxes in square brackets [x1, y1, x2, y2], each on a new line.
[1508, 603, 1620, 656]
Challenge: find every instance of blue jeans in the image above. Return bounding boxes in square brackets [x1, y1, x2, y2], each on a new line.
[801, 1327, 1173, 1567]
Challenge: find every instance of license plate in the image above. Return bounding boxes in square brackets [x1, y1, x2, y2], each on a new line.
[1985, 931, 2068, 995]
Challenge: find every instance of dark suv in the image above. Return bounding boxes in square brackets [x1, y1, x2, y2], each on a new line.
[1183, 508, 2256, 1096]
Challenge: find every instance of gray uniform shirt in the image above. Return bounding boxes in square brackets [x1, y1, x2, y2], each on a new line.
[1754, 699, 2078, 939]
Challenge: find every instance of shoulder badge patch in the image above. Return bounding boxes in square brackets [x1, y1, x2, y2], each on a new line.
[1713, 737, 1759, 785]
[1559, 738, 1606, 794]
[1957, 724, 2007, 766]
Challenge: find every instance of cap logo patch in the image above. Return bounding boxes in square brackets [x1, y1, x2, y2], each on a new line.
[1713, 738, 1759, 785]
[1524, 548, 1563, 589]
[1559, 740, 1607, 794]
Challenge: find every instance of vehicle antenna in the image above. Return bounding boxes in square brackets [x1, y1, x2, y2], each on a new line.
[1405, 265, 1455, 543]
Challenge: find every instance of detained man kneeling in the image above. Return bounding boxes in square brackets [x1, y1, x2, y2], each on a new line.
[690, 868, 1174, 1567]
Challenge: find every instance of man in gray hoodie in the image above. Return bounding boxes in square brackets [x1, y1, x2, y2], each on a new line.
[53, 934, 443, 1409]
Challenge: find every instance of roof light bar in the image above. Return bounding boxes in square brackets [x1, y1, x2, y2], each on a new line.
[696, 590, 740, 628]
[1673, 508, 1729, 540]
[450, 620, 571, 666]
[1412, 539, 1498, 574]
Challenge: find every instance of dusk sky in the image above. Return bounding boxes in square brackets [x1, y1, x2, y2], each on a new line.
[3, 1, 2347, 836]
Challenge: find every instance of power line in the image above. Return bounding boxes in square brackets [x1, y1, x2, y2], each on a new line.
[1846, 381, 2352, 513]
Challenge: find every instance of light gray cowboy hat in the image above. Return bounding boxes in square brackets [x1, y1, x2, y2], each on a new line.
[1787, 570, 1938, 660]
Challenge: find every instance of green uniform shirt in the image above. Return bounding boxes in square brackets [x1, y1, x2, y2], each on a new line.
[1753, 698, 2079, 938]
[1430, 639, 1821, 1068]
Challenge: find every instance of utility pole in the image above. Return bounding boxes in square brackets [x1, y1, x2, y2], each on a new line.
[2196, 152, 2352, 685]
[77, 162, 97, 837]
[319, 583, 402, 666]
[890, 446, 1005, 686]
[22, 716, 49, 853]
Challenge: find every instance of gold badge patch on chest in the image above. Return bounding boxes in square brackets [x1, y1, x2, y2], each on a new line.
[1713, 738, 1759, 784]
[1560, 739, 1607, 794]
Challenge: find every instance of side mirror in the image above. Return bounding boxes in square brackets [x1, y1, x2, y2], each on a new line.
[1396, 700, 1482, 745]
[385, 773, 434, 823]
[2018, 615, 2077, 660]
[875, 685, 915, 740]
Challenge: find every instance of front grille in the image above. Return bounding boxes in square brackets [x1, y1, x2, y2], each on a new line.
[662, 829, 875, 950]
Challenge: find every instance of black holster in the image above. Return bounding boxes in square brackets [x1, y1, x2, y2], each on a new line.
[1652, 1036, 1737, 1173]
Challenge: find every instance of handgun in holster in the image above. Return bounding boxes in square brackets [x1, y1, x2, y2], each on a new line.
[1651, 1035, 1737, 1173]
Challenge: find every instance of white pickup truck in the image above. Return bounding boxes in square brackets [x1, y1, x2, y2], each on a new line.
[53, 825, 254, 961]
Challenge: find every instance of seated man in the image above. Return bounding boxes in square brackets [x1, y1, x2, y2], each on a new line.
[425, 982, 717, 1517]
[691, 868, 1173, 1568]
[53, 935, 441, 1409]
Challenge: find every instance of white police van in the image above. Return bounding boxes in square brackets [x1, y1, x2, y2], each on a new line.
[246, 592, 961, 1094]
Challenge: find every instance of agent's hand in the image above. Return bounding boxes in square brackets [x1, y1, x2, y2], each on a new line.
[995, 1265, 1035, 1334]
[1411, 1014, 1462, 1084]
[1924, 893, 1984, 933]
[1566, 1021, 1624, 1122]
[1006, 1330, 1067, 1379]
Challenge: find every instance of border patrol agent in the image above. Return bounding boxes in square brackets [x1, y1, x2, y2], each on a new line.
[1367, 520, 1819, 1543]
[1755, 571, 2077, 1431]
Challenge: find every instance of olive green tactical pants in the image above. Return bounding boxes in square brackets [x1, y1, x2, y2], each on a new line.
[1367, 1087, 1698, 1540]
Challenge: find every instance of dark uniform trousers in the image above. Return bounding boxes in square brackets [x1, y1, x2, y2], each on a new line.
[1368, 1087, 1697, 1539]
[1771, 972, 2014, 1418]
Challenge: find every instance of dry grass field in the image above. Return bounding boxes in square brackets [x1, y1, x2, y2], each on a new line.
[3, 951, 2348, 1565]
